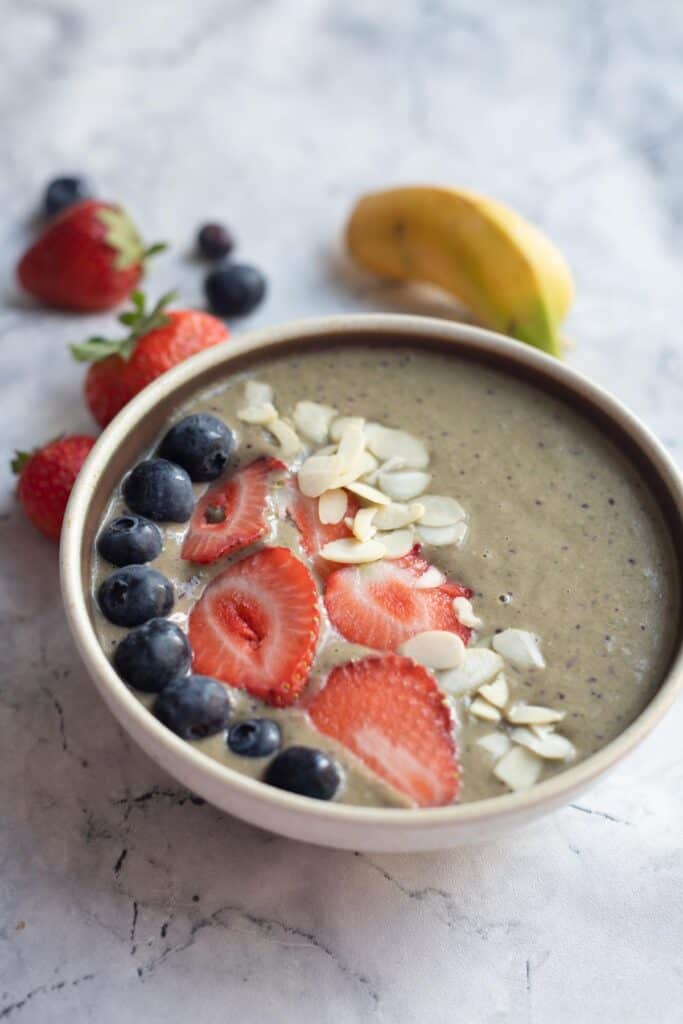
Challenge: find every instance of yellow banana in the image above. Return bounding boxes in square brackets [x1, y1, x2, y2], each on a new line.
[346, 186, 574, 357]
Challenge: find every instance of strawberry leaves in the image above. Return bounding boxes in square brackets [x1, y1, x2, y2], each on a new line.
[70, 291, 176, 364]
[96, 206, 167, 270]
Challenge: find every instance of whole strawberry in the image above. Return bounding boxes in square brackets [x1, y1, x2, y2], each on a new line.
[17, 200, 165, 312]
[12, 435, 96, 541]
[71, 291, 229, 427]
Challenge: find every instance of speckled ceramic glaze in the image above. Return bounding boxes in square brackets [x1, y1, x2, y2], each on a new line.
[60, 315, 683, 851]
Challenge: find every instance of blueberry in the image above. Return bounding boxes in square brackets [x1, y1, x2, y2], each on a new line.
[227, 718, 281, 758]
[154, 674, 232, 740]
[264, 746, 341, 801]
[97, 566, 174, 627]
[197, 222, 235, 261]
[204, 264, 266, 317]
[123, 459, 194, 522]
[159, 413, 234, 482]
[44, 176, 92, 217]
[113, 618, 191, 692]
[97, 514, 163, 566]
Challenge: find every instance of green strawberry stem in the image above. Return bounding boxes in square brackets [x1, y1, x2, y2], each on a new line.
[11, 450, 32, 475]
[70, 291, 177, 364]
[96, 206, 167, 271]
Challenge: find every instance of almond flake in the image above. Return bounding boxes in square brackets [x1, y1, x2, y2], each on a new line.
[244, 380, 273, 405]
[477, 673, 509, 709]
[336, 421, 366, 477]
[356, 451, 379, 478]
[505, 703, 565, 726]
[376, 528, 415, 559]
[373, 501, 425, 531]
[268, 419, 303, 458]
[439, 648, 504, 696]
[345, 481, 390, 506]
[417, 522, 468, 548]
[413, 565, 446, 590]
[317, 444, 338, 457]
[237, 402, 278, 425]
[320, 537, 386, 564]
[365, 424, 429, 469]
[510, 727, 576, 761]
[318, 488, 347, 525]
[477, 732, 512, 759]
[399, 630, 466, 670]
[330, 416, 365, 443]
[469, 697, 501, 722]
[493, 746, 543, 791]
[530, 724, 554, 739]
[352, 507, 377, 542]
[453, 596, 482, 629]
[298, 455, 342, 497]
[377, 470, 431, 501]
[418, 495, 467, 527]
[492, 629, 546, 670]
[293, 401, 338, 444]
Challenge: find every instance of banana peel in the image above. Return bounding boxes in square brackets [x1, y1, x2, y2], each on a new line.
[345, 186, 574, 357]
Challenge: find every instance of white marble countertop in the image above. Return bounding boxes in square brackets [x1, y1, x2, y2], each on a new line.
[1, 1, 681, 1021]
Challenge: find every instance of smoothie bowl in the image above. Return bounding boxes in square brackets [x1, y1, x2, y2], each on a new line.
[60, 315, 683, 850]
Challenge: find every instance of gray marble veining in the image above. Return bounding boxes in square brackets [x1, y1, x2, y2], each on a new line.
[0, 1, 681, 1021]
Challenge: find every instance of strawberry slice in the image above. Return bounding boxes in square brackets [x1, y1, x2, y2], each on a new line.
[288, 487, 360, 578]
[307, 654, 459, 806]
[324, 547, 472, 651]
[188, 546, 319, 706]
[181, 457, 285, 564]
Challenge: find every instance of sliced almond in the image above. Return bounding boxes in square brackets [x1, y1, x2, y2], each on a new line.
[510, 727, 576, 761]
[413, 565, 446, 590]
[469, 697, 501, 722]
[417, 522, 468, 548]
[493, 746, 543, 791]
[352, 507, 377, 542]
[453, 596, 482, 629]
[293, 401, 338, 444]
[298, 454, 342, 497]
[439, 648, 504, 696]
[336, 421, 366, 477]
[492, 629, 546, 670]
[330, 416, 365, 443]
[373, 501, 425, 531]
[376, 528, 415, 559]
[317, 443, 338, 457]
[530, 723, 555, 739]
[378, 469, 431, 501]
[268, 419, 303, 458]
[318, 488, 347, 525]
[320, 537, 386, 564]
[244, 380, 273, 405]
[477, 732, 512, 760]
[418, 495, 467, 527]
[365, 424, 429, 468]
[237, 402, 278, 425]
[356, 451, 379, 478]
[345, 481, 390, 506]
[477, 673, 509, 709]
[399, 630, 466, 670]
[505, 703, 565, 726]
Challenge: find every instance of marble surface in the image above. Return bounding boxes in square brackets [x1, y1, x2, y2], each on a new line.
[1, 1, 681, 1020]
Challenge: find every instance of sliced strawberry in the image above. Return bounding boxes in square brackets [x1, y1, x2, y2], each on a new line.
[288, 487, 360, 578]
[324, 547, 472, 651]
[307, 654, 459, 806]
[181, 457, 285, 564]
[189, 546, 319, 706]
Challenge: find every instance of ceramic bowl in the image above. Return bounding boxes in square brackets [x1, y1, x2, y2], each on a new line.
[60, 315, 683, 851]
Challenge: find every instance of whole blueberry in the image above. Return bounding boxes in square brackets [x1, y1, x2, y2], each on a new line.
[227, 718, 281, 758]
[154, 674, 232, 740]
[97, 566, 174, 627]
[44, 175, 92, 217]
[159, 413, 234, 482]
[204, 264, 266, 318]
[264, 746, 341, 801]
[122, 459, 194, 522]
[113, 618, 191, 692]
[197, 222, 235, 261]
[97, 514, 163, 566]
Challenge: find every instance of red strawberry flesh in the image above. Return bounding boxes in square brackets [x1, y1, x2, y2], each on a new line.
[188, 546, 320, 706]
[307, 654, 459, 806]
